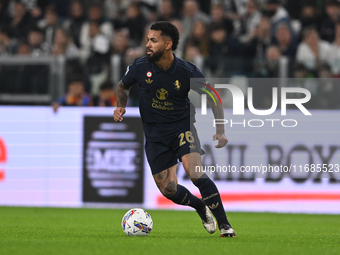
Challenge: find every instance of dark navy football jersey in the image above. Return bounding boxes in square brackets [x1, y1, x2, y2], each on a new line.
[122, 54, 206, 142]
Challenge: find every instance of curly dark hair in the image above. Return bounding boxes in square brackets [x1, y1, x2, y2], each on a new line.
[150, 21, 180, 51]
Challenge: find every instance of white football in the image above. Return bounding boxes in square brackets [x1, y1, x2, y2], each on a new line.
[121, 208, 153, 236]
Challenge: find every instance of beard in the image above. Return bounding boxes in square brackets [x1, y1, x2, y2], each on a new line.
[146, 48, 164, 62]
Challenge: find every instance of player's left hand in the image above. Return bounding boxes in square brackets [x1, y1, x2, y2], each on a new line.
[213, 133, 228, 148]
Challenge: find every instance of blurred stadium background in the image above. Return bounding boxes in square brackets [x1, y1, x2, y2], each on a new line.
[1, 0, 340, 214]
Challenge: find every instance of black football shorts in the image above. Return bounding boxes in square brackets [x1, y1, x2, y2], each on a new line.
[145, 125, 205, 175]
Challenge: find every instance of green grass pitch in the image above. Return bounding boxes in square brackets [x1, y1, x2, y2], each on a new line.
[0, 207, 339, 255]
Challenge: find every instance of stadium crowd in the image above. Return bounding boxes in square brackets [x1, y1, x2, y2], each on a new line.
[0, 0, 340, 109]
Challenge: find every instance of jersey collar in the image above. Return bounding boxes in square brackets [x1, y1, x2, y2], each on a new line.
[152, 54, 178, 75]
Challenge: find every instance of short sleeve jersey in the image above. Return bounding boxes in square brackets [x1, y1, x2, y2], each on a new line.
[122, 54, 206, 142]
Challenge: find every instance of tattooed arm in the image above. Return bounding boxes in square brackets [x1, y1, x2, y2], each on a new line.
[207, 93, 228, 148]
[113, 80, 133, 122]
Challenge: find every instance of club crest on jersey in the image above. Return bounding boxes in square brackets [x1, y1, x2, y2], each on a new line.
[145, 78, 153, 84]
[146, 71, 152, 77]
[174, 80, 181, 90]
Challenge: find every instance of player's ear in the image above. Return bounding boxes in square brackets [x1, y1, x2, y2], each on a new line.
[165, 40, 173, 51]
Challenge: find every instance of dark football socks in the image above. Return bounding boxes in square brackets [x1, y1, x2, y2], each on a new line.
[170, 184, 205, 211]
[193, 173, 231, 227]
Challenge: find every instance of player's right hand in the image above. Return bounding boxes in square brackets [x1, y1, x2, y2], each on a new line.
[113, 107, 126, 122]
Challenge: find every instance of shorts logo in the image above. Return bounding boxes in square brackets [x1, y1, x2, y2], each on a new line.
[174, 80, 181, 90]
[189, 144, 196, 149]
[146, 71, 152, 78]
[156, 88, 168, 100]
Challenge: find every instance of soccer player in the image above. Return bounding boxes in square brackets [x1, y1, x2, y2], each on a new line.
[113, 21, 236, 237]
